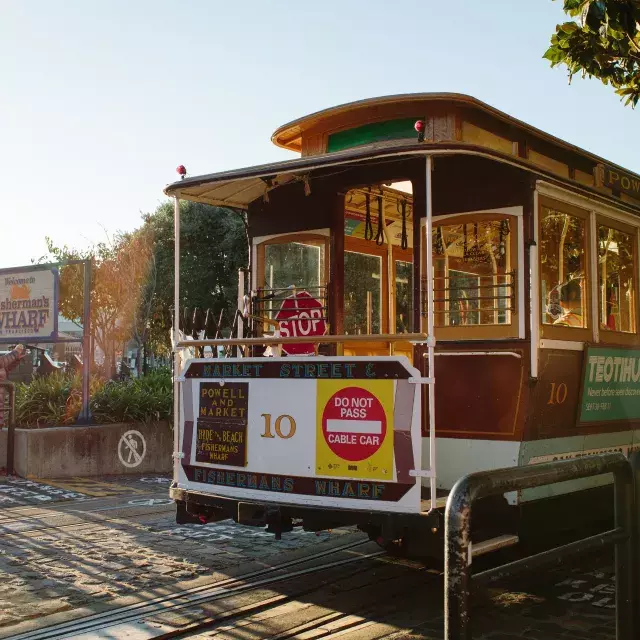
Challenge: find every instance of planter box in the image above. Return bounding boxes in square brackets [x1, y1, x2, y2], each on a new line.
[0, 421, 172, 478]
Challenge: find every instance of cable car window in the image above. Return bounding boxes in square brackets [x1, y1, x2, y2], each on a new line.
[598, 224, 636, 334]
[264, 242, 324, 290]
[540, 208, 588, 328]
[432, 217, 514, 327]
[344, 251, 382, 334]
[395, 260, 413, 333]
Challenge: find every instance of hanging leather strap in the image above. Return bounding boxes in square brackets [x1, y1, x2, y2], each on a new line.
[364, 192, 373, 241]
[376, 195, 384, 246]
[400, 200, 408, 250]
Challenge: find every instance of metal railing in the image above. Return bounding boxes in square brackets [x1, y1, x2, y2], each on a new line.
[0, 382, 15, 475]
[422, 271, 516, 326]
[252, 285, 329, 324]
[176, 332, 429, 350]
[444, 453, 634, 640]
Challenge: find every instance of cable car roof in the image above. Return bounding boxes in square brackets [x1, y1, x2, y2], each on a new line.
[164, 93, 640, 211]
[164, 141, 428, 209]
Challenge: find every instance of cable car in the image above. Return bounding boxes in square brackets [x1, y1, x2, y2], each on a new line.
[166, 93, 640, 553]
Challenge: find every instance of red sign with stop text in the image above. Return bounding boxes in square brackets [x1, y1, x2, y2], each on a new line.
[275, 290, 326, 356]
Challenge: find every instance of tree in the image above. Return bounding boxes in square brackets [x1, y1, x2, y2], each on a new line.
[45, 200, 247, 372]
[46, 229, 156, 378]
[545, 1, 640, 106]
[139, 200, 248, 356]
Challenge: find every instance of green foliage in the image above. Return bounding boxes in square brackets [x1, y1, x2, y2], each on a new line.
[544, 1, 640, 106]
[15, 369, 172, 428]
[44, 199, 247, 366]
[45, 228, 156, 375]
[140, 201, 248, 355]
[91, 369, 172, 424]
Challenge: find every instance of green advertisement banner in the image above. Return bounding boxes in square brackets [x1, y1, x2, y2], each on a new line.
[579, 346, 640, 423]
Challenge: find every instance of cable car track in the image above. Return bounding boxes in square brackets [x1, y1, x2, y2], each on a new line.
[7, 539, 381, 640]
[0, 491, 171, 520]
[148, 551, 440, 640]
[0, 506, 175, 538]
[0, 494, 175, 535]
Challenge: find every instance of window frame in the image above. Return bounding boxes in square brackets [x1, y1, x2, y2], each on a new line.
[595, 215, 640, 346]
[393, 251, 414, 334]
[538, 196, 592, 343]
[343, 236, 389, 335]
[255, 232, 330, 293]
[423, 208, 523, 341]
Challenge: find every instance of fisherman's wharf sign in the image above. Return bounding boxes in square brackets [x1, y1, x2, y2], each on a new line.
[0, 267, 58, 342]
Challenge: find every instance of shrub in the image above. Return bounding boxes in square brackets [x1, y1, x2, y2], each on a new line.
[91, 369, 172, 424]
[14, 369, 172, 428]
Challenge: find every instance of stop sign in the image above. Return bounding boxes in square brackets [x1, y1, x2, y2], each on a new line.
[275, 290, 326, 356]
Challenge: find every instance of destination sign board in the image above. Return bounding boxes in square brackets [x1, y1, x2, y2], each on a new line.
[196, 382, 248, 467]
[178, 357, 422, 514]
[601, 165, 640, 201]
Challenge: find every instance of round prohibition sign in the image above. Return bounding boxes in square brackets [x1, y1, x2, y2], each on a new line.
[322, 386, 386, 461]
[118, 430, 147, 468]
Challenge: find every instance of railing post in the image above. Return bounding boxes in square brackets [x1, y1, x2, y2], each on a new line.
[445, 454, 635, 640]
[444, 477, 472, 640]
[1, 382, 15, 475]
[614, 459, 634, 639]
[629, 451, 640, 632]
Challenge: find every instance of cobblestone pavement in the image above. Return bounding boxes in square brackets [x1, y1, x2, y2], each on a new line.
[0, 474, 618, 639]
[0, 474, 353, 636]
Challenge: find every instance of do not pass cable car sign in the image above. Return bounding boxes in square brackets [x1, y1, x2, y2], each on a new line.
[316, 379, 394, 481]
[275, 290, 326, 356]
[322, 387, 386, 461]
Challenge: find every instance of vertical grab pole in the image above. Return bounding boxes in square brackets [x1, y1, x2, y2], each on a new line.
[425, 155, 437, 510]
[237, 268, 245, 341]
[173, 195, 181, 481]
[530, 187, 539, 379]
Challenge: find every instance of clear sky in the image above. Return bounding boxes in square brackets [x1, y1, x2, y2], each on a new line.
[1, 0, 638, 269]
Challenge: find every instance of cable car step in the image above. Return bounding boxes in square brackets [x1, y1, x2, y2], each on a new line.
[470, 534, 519, 558]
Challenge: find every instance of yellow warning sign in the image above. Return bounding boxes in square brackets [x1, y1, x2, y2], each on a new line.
[316, 379, 394, 480]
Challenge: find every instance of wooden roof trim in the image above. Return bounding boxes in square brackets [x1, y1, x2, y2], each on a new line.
[270, 92, 639, 182]
[165, 144, 640, 217]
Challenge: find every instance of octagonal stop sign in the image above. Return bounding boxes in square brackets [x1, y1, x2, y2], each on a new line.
[275, 290, 326, 356]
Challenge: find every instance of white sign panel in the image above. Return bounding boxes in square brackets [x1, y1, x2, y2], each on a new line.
[0, 267, 58, 343]
[177, 357, 423, 514]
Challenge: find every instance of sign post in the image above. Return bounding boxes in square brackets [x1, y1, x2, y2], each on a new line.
[78, 259, 92, 423]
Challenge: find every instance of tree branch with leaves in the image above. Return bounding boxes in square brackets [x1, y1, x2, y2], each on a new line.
[545, 0, 640, 106]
